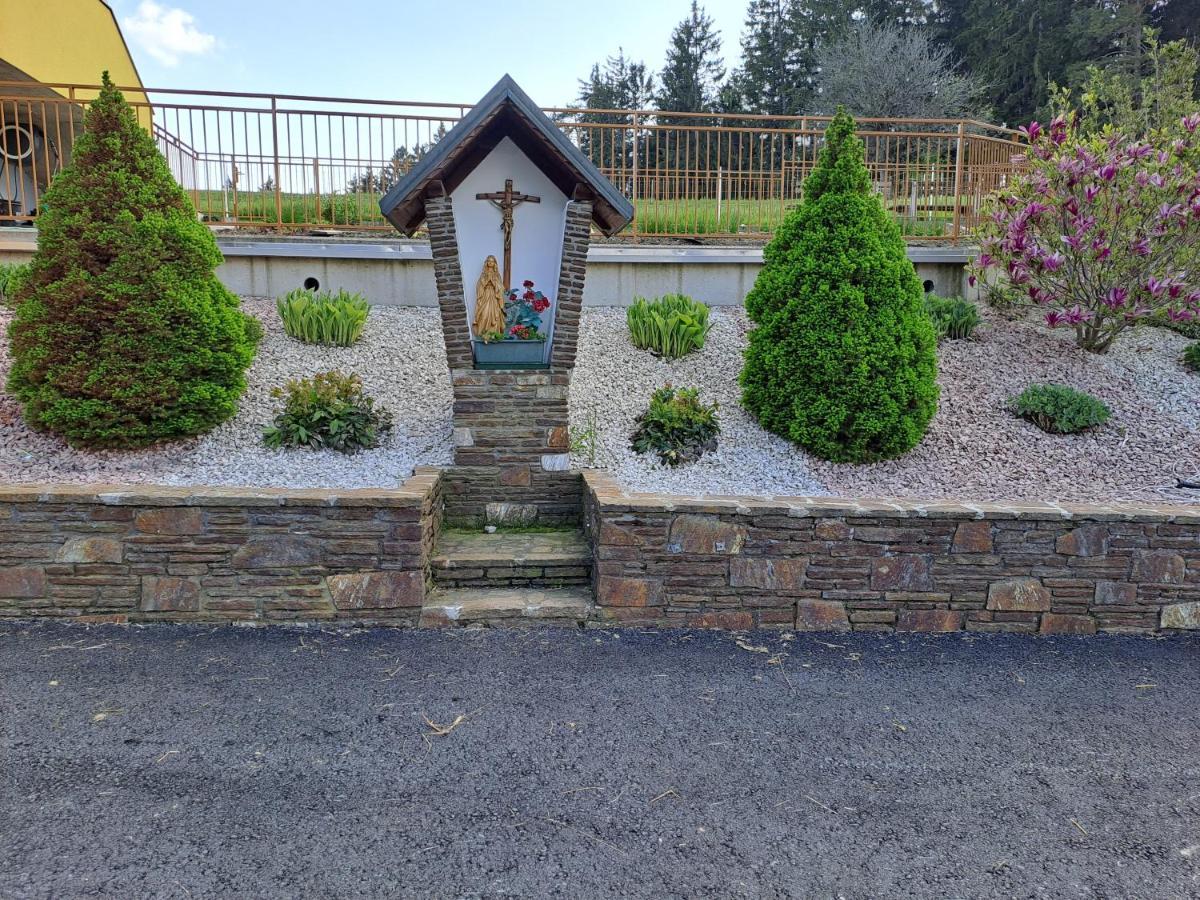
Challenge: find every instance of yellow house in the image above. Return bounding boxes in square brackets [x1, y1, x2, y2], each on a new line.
[0, 0, 149, 220]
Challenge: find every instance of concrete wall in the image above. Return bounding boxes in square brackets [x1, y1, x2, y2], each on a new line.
[0, 230, 977, 306]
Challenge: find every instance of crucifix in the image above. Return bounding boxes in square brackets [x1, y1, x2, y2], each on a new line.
[475, 178, 540, 291]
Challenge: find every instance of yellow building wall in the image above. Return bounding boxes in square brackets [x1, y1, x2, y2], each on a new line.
[0, 0, 149, 110]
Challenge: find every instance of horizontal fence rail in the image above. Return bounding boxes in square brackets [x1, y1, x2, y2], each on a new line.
[0, 81, 1024, 240]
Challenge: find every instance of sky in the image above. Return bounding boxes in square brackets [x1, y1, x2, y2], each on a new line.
[107, 0, 752, 107]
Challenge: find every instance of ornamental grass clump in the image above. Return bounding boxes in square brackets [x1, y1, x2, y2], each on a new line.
[0, 262, 29, 307]
[263, 371, 392, 454]
[969, 113, 1200, 354]
[1011, 383, 1111, 434]
[630, 384, 719, 466]
[626, 293, 712, 358]
[277, 288, 369, 346]
[6, 73, 260, 448]
[924, 295, 980, 342]
[739, 108, 938, 463]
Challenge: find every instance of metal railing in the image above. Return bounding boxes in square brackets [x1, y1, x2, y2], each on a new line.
[0, 81, 1023, 240]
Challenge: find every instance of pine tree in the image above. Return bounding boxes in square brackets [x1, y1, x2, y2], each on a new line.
[7, 73, 260, 448]
[739, 109, 939, 462]
[657, 1, 726, 114]
[734, 0, 810, 116]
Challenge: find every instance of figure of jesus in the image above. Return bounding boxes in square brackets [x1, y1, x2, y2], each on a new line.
[473, 255, 506, 339]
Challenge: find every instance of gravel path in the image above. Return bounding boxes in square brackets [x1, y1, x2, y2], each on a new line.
[0, 299, 1196, 502]
[4, 622, 1199, 899]
[0, 299, 453, 488]
[571, 305, 1200, 504]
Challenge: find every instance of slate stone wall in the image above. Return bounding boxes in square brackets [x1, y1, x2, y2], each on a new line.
[583, 471, 1200, 635]
[0, 469, 442, 625]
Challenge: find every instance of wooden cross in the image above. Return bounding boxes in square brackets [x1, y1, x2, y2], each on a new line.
[476, 178, 540, 291]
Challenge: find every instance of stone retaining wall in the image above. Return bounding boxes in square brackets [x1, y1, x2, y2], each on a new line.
[582, 472, 1200, 635]
[0, 468, 442, 625]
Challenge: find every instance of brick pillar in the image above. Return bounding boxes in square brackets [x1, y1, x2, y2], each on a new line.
[426, 195, 473, 370]
[549, 199, 592, 372]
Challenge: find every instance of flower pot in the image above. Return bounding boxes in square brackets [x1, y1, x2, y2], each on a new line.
[472, 338, 547, 368]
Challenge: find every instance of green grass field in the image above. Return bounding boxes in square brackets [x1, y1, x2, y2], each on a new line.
[191, 190, 957, 238]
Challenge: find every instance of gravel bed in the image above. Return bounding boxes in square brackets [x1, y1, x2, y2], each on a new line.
[571, 305, 1200, 504]
[0, 298, 453, 488]
[0, 298, 1196, 503]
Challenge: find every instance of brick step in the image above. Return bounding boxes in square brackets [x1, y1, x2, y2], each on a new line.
[420, 586, 594, 627]
[431, 529, 593, 588]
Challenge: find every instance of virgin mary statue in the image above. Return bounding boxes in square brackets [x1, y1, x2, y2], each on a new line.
[473, 255, 506, 339]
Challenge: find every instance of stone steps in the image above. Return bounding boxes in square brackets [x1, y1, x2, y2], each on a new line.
[431, 529, 593, 589]
[420, 586, 594, 628]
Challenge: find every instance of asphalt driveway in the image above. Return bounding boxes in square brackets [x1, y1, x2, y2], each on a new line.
[2, 622, 1198, 899]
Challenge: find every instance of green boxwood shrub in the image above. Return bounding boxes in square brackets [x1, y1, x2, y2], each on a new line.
[626, 293, 712, 358]
[739, 109, 939, 463]
[277, 288, 369, 345]
[6, 73, 260, 448]
[630, 384, 719, 466]
[924, 295, 980, 342]
[1183, 343, 1200, 373]
[263, 371, 392, 454]
[1011, 384, 1111, 434]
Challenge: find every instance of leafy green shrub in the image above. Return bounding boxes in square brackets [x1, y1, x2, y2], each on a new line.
[924, 295, 980, 342]
[1184, 343, 1200, 374]
[739, 109, 939, 463]
[630, 385, 719, 466]
[0, 262, 30, 307]
[263, 371, 392, 453]
[277, 288, 369, 345]
[626, 293, 712, 358]
[1011, 384, 1111, 434]
[5, 74, 259, 449]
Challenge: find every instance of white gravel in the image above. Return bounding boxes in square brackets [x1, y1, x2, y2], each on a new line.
[0, 298, 1196, 503]
[570, 305, 1200, 505]
[0, 298, 453, 488]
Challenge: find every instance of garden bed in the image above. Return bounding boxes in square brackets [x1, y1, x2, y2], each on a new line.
[0, 299, 1196, 502]
[0, 298, 453, 488]
[569, 306, 1200, 504]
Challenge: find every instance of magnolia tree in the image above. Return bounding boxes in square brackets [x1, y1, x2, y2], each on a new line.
[969, 113, 1200, 353]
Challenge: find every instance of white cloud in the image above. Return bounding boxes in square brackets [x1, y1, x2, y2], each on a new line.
[122, 2, 217, 67]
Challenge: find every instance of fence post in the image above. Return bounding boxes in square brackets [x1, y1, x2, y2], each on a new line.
[270, 97, 283, 228]
[313, 158, 321, 224]
[630, 110, 639, 241]
[951, 121, 966, 242]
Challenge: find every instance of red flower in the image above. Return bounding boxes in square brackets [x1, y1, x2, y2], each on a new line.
[523, 290, 535, 301]
[523, 279, 534, 288]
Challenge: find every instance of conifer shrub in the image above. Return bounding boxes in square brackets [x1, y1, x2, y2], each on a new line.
[739, 109, 938, 463]
[1011, 384, 1111, 434]
[6, 73, 260, 449]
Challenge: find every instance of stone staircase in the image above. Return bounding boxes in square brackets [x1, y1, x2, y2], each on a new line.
[421, 529, 594, 627]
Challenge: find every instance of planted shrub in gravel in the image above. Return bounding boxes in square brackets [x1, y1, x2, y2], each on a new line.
[626, 294, 712, 359]
[1011, 384, 1111, 434]
[630, 385, 719, 466]
[263, 371, 393, 454]
[740, 108, 939, 463]
[6, 74, 260, 449]
[0, 262, 29, 307]
[924, 296, 980, 342]
[278, 288, 369, 346]
[1184, 343, 1200, 373]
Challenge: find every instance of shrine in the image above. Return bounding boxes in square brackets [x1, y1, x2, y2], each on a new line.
[379, 75, 633, 524]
